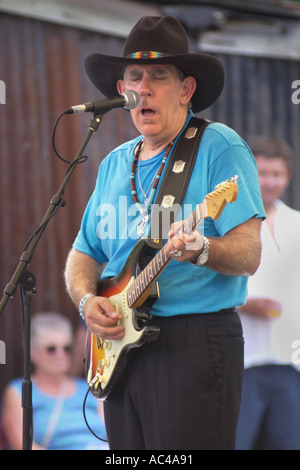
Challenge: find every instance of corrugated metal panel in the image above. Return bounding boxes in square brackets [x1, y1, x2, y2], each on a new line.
[203, 53, 300, 210]
[0, 13, 136, 394]
[1, 11, 300, 396]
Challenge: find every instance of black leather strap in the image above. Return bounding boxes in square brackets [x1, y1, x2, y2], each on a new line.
[147, 117, 211, 249]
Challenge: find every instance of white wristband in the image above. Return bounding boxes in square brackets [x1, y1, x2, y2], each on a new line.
[78, 293, 95, 320]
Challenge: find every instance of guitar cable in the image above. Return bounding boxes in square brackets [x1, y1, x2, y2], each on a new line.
[83, 388, 108, 444]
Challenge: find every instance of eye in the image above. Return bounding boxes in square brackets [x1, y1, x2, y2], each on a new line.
[129, 76, 140, 82]
[151, 71, 167, 81]
[126, 71, 142, 82]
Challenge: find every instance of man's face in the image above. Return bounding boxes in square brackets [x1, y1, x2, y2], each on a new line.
[256, 156, 291, 207]
[117, 64, 194, 144]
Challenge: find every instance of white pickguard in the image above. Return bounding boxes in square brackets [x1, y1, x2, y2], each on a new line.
[88, 277, 145, 394]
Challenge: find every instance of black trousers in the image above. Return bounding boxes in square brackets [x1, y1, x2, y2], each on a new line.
[104, 310, 244, 450]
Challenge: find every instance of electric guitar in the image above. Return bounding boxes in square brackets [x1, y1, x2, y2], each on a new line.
[85, 176, 238, 400]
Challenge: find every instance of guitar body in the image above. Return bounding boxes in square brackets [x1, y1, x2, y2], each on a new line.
[85, 239, 160, 400]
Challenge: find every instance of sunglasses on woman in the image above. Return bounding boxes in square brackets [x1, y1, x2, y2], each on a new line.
[44, 345, 72, 354]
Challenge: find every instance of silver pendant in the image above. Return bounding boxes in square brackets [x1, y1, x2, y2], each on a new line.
[137, 212, 150, 239]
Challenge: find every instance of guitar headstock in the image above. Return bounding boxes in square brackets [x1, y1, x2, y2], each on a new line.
[205, 176, 238, 220]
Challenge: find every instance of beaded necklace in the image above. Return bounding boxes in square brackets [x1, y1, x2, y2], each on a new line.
[130, 139, 173, 238]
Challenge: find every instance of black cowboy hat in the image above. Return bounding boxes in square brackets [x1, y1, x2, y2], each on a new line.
[85, 15, 225, 113]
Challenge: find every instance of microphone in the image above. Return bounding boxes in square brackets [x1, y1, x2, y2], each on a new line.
[64, 90, 140, 115]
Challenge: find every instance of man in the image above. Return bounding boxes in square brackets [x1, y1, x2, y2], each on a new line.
[236, 136, 300, 450]
[64, 16, 265, 450]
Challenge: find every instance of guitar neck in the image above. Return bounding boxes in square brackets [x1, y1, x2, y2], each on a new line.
[127, 201, 207, 308]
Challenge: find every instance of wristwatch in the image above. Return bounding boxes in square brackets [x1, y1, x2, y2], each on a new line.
[193, 236, 210, 266]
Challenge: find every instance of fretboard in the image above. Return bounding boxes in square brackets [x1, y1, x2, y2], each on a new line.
[127, 200, 207, 308]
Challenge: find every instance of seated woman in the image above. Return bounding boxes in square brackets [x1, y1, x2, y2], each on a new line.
[1, 312, 108, 450]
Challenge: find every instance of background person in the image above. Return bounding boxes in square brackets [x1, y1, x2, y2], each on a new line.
[1, 312, 108, 450]
[236, 136, 300, 450]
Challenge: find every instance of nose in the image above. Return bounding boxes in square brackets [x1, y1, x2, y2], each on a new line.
[138, 76, 153, 97]
[261, 174, 277, 189]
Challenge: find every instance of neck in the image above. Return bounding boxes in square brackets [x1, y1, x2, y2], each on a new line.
[140, 112, 188, 160]
[139, 139, 171, 161]
[32, 371, 69, 391]
[264, 201, 277, 217]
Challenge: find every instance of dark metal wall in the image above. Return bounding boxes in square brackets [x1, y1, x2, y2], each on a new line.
[204, 53, 300, 208]
[0, 12, 299, 395]
[0, 13, 137, 394]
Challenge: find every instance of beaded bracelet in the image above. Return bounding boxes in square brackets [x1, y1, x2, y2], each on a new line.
[78, 293, 95, 320]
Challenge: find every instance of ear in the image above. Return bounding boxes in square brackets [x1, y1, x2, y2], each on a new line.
[117, 79, 125, 94]
[180, 76, 196, 106]
[286, 170, 293, 188]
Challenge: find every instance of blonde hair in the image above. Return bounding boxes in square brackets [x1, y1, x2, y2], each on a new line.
[31, 312, 73, 349]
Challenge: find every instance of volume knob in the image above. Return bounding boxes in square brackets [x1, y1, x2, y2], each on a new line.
[103, 340, 112, 350]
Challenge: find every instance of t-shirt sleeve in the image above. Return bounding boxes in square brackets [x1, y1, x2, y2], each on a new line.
[203, 124, 265, 236]
[73, 169, 109, 265]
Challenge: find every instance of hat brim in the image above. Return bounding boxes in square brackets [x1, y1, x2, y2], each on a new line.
[85, 53, 225, 113]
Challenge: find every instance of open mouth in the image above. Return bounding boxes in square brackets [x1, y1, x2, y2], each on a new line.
[142, 108, 156, 117]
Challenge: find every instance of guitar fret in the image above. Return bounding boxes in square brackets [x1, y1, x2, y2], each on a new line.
[186, 214, 192, 234]
[127, 288, 130, 306]
[196, 204, 201, 222]
[127, 286, 132, 305]
[140, 270, 145, 291]
[152, 258, 156, 277]
[136, 277, 141, 297]
[144, 266, 149, 286]
[128, 287, 133, 306]
[143, 269, 148, 289]
[158, 251, 163, 269]
[154, 256, 159, 274]
[131, 285, 136, 305]
[148, 262, 153, 281]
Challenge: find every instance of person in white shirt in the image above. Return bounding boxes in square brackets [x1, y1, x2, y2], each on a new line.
[236, 136, 300, 450]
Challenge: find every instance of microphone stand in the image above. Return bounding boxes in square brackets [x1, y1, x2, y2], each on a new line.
[0, 112, 103, 450]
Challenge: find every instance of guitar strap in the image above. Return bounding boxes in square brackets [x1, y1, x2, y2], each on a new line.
[146, 117, 211, 249]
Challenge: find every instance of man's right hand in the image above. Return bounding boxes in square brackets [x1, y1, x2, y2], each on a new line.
[83, 295, 124, 340]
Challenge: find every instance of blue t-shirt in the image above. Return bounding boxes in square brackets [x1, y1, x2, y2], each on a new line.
[74, 112, 265, 314]
[10, 378, 108, 450]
